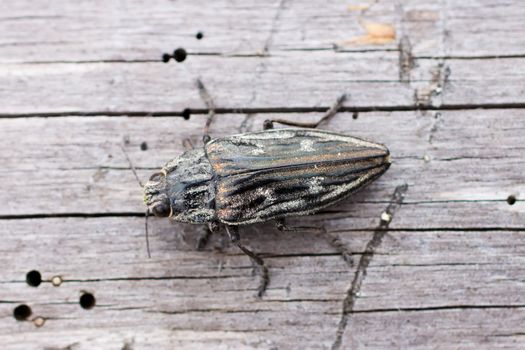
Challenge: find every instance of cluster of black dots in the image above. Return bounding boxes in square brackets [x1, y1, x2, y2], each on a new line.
[162, 48, 187, 63]
[13, 270, 96, 327]
[162, 31, 204, 63]
[159, 32, 205, 121]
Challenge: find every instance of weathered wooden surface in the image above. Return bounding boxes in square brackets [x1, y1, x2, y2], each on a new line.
[2, 55, 525, 114]
[2, 0, 525, 61]
[1, 1, 524, 349]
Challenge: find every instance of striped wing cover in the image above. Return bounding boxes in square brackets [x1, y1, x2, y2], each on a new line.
[205, 128, 390, 225]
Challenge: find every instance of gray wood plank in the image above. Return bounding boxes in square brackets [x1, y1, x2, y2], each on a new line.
[2, 0, 525, 63]
[1, 217, 524, 349]
[0, 52, 408, 113]
[0, 111, 523, 230]
[2, 1, 525, 348]
[2, 308, 525, 350]
[1, 53, 525, 114]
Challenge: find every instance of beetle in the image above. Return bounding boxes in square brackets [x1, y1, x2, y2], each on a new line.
[142, 94, 390, 297]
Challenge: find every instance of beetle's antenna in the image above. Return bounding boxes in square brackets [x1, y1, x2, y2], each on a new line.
[119, 145, 143, 188]
[119, 145, 152, 259]
[145, 209, 151, 259]
[196, 78, 216, 144]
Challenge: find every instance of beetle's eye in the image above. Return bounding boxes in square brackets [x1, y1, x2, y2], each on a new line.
[149, 172, 163, 182]
[152, 203, 170, 217]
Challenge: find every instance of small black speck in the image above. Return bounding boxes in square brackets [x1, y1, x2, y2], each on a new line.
[352, 112, 358, 120]
[507, 195, 517, 205]
[140, 141, 148, 151]
[196, 32, 204, 40]
[161, 53, 171, 63]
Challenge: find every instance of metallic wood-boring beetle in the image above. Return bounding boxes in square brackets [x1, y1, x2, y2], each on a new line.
[143, 95, 391, 297]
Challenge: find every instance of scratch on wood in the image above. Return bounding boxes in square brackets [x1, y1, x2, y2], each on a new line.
[121, 339, 135, 350]
[349, 304, 525, 314]
[399, 36, 413, 83]
[239, 114, 256, 133]
[414, 62, 450, 107]
[263, 0, 287, 53]
[331, 183, 409, 350]
[489, 332, 525, 338]
[44, 343, 79, 350]
[428, 112, 444, 144]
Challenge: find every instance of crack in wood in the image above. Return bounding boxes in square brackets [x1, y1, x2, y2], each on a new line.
[121, 339, 134, 350]
[9, 52, 525, 65]
[5, 102, 525, 119]
[323, 227, 525, 233]
[0, 212, 522, 233]
[263, 252, 363, 259]
[1, 209, 521, 221]
[264, 298, 339, 303]
[375, 262, 494, 268]
[64, 275, 241, 283]
[262, 0, 287, 54]
[349, 304, 525, 314]
[0, 212, 146, 219]
[489, 332, 525, 338]
[331, 184, 408, 350]
[416, 54, 525, 60]
[169, 327, 274, 333]
[428, 112, 444, 144]
[43, 342, 80, 350]
[147, 308, 273, 315]
[93, 303, 525, 317]
[414, 63, 450, 107]
[59, 166, 159, 171]
[0, 275, 243, 284]
[398, 36, 413, 83]
[238, 114, 256, 133]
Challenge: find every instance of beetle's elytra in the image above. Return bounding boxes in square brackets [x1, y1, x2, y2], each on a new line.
[144, 128, 390, 225]
[142, 106, 390, 297]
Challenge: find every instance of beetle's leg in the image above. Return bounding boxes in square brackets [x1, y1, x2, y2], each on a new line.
[276, 219, 353, 267]
[263, 94, 347, 130]
[196, 226, 212, 251]
[182, 138, 194, 150]
[196, 78, 216, 144]
[225, 225, 269, 298]
[196, 221, 221, 250]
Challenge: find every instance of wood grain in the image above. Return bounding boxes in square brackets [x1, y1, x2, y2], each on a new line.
[2, 0, 525, 63]
[2, 218, 525, 349]
[2, 54, 525, 114]
[1, 112, 522, 228]
[1, 1, 525, 349]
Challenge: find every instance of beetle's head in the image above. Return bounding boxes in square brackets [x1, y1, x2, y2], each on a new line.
[143, 172, 171, 217]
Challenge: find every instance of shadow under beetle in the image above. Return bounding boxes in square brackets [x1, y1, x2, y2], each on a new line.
[143, 94, 391, 297]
